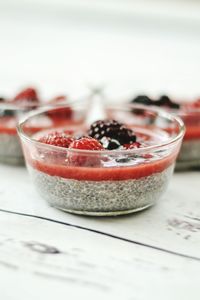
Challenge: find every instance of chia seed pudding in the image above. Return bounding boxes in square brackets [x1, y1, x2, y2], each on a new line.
[18, 105, 184, 216]
[28, 164, 174, 216]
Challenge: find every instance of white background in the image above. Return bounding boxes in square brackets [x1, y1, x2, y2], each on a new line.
[0, 0, 200, 99]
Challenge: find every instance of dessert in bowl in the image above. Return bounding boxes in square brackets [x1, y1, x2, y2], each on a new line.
[18, 104, 184, 216]
[126, 95, 200, 170]
[0, 88, 89, 165]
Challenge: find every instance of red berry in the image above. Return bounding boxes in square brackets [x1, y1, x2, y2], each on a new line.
[39, 131, 74, 148]
[69, 137, 103, 151]
[13, 88, 39, 103]
[124, 142, 142, 149]
[68, 137, 104, 166]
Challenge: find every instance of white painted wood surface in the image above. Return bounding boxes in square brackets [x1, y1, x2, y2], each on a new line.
[0, 1, 200, 299]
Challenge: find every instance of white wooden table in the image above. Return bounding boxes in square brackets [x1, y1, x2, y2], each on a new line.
[0, 1, 200, 299]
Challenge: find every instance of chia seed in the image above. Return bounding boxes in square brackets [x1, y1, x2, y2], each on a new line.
[28, 164, 174, 216]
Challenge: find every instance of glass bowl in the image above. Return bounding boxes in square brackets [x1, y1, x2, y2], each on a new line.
[17, 104, 185, 216]
[0, 98, 90, 165]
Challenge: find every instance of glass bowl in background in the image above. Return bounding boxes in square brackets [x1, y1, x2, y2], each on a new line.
[17, 104, 184, 216]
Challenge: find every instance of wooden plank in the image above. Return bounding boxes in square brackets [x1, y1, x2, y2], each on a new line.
[0, 212, 199, 300]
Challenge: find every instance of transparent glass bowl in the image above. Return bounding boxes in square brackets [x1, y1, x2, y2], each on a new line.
[17, 104, 185, 216]
[0, 98, 90, 165]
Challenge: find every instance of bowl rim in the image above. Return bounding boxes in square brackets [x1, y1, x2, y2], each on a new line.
[17, 103, 185, 155]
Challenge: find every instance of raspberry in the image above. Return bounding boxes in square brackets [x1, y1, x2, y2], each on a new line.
[13, 87, 39, 103]
[88, 120, 136, 145]
[39, 131, 74, 148]
[69, 137, 103, 151]
[68, 137, 104, 166]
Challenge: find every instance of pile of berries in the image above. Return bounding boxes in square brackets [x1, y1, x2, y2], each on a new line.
[38, 120, 142, 166]
[39, 120, 139, 151]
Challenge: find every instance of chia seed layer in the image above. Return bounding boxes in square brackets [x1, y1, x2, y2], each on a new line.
[28, 164, 174, 216]
[176, 140, 200, 170]
[0, 134, 24, 165]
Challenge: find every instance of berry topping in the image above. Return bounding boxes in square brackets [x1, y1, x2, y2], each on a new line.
[69, 137, 103, 151]
[68, 137, 104, 166]
[131, 94, 180, 109]
[131, 95, 152, 106]
[0, 97, 5, 102]
[39, 131, 74, 148]
[101, 137, 121, 150]
[88, 120, 136, 145]
[156, 95, 180, 109]
[13, 88, 39, 104]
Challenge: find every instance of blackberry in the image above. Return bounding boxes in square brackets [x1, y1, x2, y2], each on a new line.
[88, 120, 136, 146]
[156, 95, 180, 109]
[131, 95, 152, 106]
[0, 97, 5, 102]
[101, 137, 121, 150]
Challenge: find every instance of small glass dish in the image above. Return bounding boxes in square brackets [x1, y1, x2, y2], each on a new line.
[18, 104, 184, 216]
[0, 98, 89, 165]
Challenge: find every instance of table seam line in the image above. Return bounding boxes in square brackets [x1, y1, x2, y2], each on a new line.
[0, 208, 199, 262]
